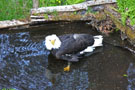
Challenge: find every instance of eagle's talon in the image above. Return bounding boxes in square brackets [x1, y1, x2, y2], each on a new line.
[64, 65, 70, 71]
[64, 62, 71, 71]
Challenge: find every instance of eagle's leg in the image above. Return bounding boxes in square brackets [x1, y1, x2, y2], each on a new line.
[64, 62, 71, 71]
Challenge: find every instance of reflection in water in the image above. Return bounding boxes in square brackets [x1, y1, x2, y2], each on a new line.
[45, 68, 89, 90]
[54, 69, 89, 90]
[127, 63, 135, 90]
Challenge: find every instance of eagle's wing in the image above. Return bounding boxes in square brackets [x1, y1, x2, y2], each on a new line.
[58, 34, 73, 42]
[54, 34, 94, 61]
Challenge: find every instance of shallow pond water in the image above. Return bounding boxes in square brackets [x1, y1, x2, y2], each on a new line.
[0, 22, 135, 90]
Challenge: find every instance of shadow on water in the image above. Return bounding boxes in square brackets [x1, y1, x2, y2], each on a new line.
[0, 22, 135, 90]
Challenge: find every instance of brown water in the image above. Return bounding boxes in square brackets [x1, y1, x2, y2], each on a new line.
[0, 22, 135, 90]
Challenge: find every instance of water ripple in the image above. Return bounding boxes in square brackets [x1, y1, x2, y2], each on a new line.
[0, 32, 50, 90]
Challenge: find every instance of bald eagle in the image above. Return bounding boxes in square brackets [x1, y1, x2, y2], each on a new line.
[45, 34, 103, 71]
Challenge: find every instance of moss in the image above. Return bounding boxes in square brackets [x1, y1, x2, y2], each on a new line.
[58, 13, 82, 20]
[93, 12, 106, 21]
[32, 13, 41, 16]
[104, 9, 135, 44]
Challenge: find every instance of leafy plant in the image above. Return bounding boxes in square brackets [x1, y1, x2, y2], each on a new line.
[115, 28, 120, 32]
[123, 74, 128, 77]
[116, 0, 135, 26]
[86, 7, 92, 14]
[44, 14, 49, 19]
[52, 10, 58, 16]
[73, 11, 77, 15]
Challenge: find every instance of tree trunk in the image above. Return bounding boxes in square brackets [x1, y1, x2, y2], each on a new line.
[33, 0, 39, 8]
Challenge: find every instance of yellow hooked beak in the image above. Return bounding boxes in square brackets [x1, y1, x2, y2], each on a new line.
[51, 39, 56, 45]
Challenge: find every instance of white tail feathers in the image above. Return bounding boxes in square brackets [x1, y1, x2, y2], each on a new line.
[80, 35, 103, 54]
[92, 35, 103, 47]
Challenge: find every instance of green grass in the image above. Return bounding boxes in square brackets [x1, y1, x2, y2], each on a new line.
[116, 0, 135, 26]
[39, 0, 64, 7]
[0, 0, 32, 21]
[0, 0, 85, 21]
[39, 0, 85, 7]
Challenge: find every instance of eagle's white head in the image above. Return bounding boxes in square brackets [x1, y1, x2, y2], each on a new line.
[45, 34, 61, 50]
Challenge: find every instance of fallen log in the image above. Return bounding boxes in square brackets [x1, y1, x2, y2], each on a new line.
[0, 20, 29, 29]
[31, 0, 116, 14]
[0, 0, 116, 29]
